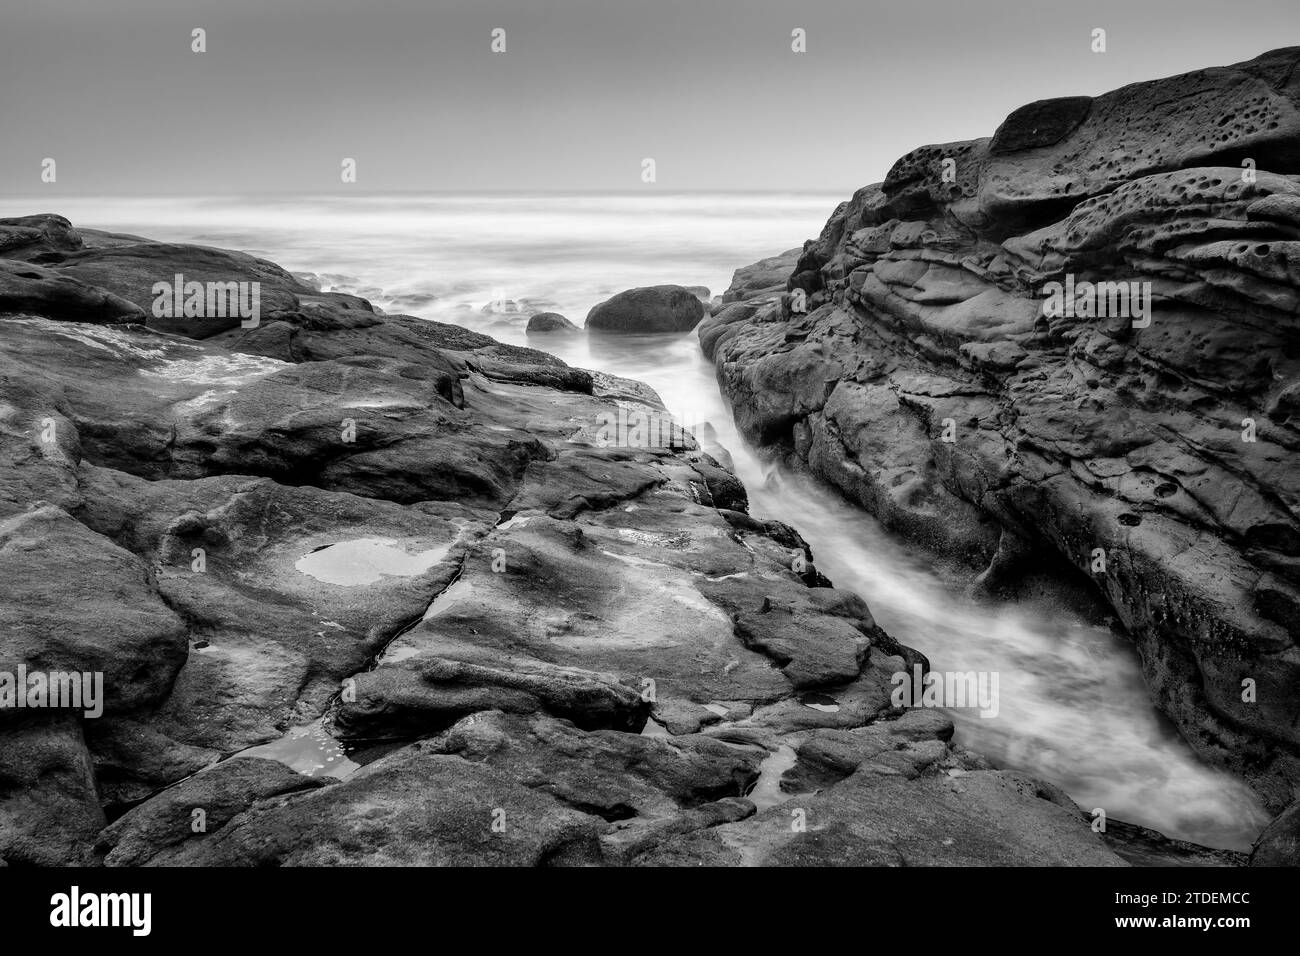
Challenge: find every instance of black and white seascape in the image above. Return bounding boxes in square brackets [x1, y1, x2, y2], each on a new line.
[1, 0, 1299, 882]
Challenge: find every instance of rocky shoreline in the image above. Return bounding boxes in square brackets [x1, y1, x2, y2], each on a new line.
[4, 48, 1299, 866]
[1, 210, 1182, 867]
[701, 47, 1300, 852]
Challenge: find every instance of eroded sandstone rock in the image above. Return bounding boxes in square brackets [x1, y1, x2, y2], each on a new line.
[705, 47, 1300, 816]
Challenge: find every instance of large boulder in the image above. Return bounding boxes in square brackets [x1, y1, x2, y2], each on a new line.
[585, 285, 705, 334]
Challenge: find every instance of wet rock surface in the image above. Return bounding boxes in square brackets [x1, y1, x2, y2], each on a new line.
[585, 285, 706, 334]
[703, 48, 1300, 834]
[0, 213, 1131, 865]
[526, 311, 579, 335]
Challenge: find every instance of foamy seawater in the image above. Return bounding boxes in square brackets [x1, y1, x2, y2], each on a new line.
[24, 193, 1272, 850]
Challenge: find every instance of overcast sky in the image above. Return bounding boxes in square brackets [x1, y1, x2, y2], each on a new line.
[2, 0, 1297, 194]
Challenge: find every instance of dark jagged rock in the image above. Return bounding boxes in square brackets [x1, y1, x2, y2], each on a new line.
[1249, 798, 1300, 865]
[720, 248, 802, 304]
[336, 657, 649, 739]
[704, 47, 1300, 816]
[428, 710, 764, 817]
[139, 744, 607, 866]
[0, 717, 105, 866]
[95, 757, 330, 866]
[1097, 816, 1249, 867]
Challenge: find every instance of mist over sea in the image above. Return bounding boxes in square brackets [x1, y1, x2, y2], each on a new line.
[41, 193, 840, 331]
[25, 191, 1272, 850]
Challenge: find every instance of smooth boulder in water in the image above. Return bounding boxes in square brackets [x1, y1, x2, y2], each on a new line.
[526, 311, 579, 335]
[585, 285, 705, 334]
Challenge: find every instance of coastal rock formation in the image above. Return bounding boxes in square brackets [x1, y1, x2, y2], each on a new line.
[0, 214, 1125, 866]
[702, 48, 1300, 820]
[585, 285, 705, 334]
[720, 249, 802, 304]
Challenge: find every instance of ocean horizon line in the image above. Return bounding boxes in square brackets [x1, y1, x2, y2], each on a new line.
[1, 188, 855, 201]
